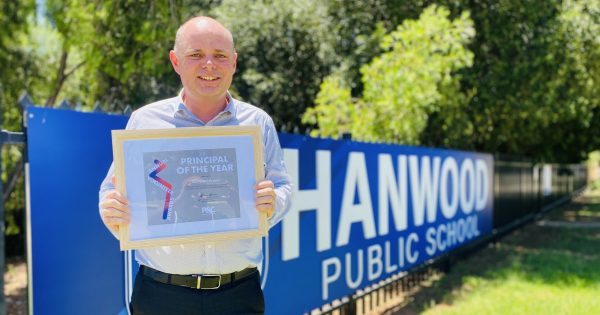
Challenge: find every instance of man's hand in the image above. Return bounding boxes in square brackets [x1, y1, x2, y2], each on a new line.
[256, 180, 276, 219]
[100, 176, 130, 234]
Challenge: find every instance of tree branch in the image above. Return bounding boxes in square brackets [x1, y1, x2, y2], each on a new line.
[45, 49, 69, 107]
[3, 157, 23, 205]
[64, 60, 86, 79]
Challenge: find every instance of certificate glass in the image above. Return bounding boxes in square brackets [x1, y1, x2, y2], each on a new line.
[111, 126, 267, 250]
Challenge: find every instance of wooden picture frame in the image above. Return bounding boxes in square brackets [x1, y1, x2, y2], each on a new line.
[111, 125, 266, 250]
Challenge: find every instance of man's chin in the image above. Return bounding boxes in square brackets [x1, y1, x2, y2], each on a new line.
[186, 88, 227, 100]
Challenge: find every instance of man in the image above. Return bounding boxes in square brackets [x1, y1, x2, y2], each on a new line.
[99, 16, 292, 314]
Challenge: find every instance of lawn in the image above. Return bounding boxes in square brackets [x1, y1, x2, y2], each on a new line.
[397, 187, 600, 315]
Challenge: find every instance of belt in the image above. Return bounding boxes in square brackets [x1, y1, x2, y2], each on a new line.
[140, 265, 257, 290]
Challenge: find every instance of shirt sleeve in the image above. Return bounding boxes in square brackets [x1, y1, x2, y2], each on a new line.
[262, 116, 293, 228]
[98, 111, 138, 239]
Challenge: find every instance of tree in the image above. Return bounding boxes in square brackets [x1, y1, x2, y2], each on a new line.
[1, 1, 36, 237]
[214, 0, 339, 130]
[441, 0, 600, 162]
[304, 0, 598, 162]
[34, 0, 222, 112]
[303, 5, 475, 145]
[1, 0, 36, 127]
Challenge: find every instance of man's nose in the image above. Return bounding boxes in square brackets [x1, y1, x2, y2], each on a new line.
[203, 58, 216, 69]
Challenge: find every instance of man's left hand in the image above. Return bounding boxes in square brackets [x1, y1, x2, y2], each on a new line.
[256, 180, 276, 219]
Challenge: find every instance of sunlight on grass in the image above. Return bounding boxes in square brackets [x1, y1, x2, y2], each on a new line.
[578, 209, 600, 217]
[586, 183, 600, 196]
[419, 186, 600, 315]
[423, 276, 600, 315]
[421, 231, 600, 315]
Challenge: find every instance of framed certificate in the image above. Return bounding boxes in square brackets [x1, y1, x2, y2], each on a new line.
[111, 126, 267, 250]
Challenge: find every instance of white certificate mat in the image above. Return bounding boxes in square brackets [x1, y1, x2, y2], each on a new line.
[112, 126, 266, 250]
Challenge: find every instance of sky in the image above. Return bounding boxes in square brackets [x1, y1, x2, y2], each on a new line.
[36, 0, 45, 24]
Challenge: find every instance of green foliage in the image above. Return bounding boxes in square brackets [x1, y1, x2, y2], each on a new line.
[301, 73, 360, 139]
[215, 0, 412, 130]
[61, 0, 217, 111]
[0, 1, 35, 237]
[304, 5, 475, 144]
[447, 0, 600, 162]
[85, 1, 182, 110]
[322, 1, 394, 95]
[2, 0, 597, 156]
[305, 0, 598, 162]
[589, 151, 600, 165]
[1, 0, 36, 128]
[21, 0, 223, 111]
[214, 0, 339, 130]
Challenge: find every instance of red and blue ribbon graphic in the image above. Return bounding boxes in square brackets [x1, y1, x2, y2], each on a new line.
[148, 159, 173, 220]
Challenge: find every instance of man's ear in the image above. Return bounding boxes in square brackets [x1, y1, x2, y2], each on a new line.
[233, 52, 238, 73]
[169, 50, 180, 74]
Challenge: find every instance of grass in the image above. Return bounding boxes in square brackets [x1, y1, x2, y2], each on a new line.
[395, 187, 600, 315]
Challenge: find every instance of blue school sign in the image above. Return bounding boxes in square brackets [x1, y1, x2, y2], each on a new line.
[26, 106, 493, 315]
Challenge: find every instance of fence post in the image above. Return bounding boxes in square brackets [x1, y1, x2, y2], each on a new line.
[0, 131, 5, 315]
[347, 294, 356, 315]
[0, 130, 26, 315]
[0, 94, 30, 315]
[0, 87, 6, 315]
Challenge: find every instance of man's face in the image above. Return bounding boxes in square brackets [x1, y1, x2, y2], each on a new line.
[170, 21, 237, 103]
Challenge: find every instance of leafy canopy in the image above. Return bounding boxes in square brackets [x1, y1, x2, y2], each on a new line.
[304, 5, 475, 145]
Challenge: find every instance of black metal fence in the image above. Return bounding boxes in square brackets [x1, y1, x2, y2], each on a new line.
[0, 130, 26, 315]
[314, 158, 588, 315]
[494, 160, 587, 236]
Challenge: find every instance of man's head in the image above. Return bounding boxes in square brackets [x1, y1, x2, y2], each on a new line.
[169, 17, 237, 105]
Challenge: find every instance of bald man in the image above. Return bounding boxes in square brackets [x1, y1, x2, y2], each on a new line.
[99, 17, 292, 314]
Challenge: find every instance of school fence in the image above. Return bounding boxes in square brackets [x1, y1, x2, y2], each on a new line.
[0, 96, 588, 315]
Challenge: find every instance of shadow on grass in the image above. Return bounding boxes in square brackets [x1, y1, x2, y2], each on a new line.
[6, 286, 28, 315]
[390, 194, 600, 314]
[496, 227, 600, 287]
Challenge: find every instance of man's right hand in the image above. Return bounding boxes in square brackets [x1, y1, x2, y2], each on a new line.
[100, 177, 130, 234]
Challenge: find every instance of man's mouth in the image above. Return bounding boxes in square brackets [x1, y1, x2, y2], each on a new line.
[198, 75, 220, 81]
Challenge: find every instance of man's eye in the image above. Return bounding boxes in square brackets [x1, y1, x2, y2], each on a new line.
[189, 53, 203, 58]
[216, 54, 227, 59]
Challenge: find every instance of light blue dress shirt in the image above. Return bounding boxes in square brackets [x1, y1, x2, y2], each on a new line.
[99, 92, 292, 275]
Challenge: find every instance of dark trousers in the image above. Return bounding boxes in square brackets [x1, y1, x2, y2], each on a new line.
[130, 269, 265, 315]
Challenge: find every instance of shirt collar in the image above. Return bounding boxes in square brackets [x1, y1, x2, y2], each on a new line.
[174, 89, 237, 121]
